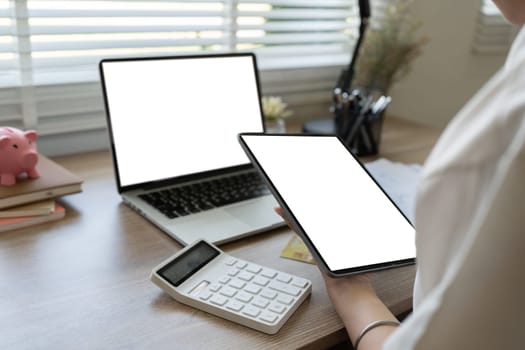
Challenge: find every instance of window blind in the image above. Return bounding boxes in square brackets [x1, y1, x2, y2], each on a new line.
[472, 0, 516, 54]
[0, 0, 390, 155]
[0, 0, 18, 88]
[11, 0, 361, 86]
[1, 1, 25, 131]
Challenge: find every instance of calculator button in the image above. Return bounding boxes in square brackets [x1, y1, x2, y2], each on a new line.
[252, 297, 270, 309]
[259, 312, 278, 324]
[245, 264, 262, 274]
[219, 286, 237, 298]
[235, 292, 253, 303]
[260, 268, 277, 279]
[218, 276, 231, 284]
[208, 283, 222, 292]
[292, 278, 309, 288]
[245, 284, 262, 295]
[210, 295, 228, 306]
[237, 271, 254, 282]
[235, 261, 248, 269]
[269, 281, 301, 296]
[229, 279, 246, 289]
[253, 276, 270, 287]
[276, 273, 292, 284]
[225, 258, 237, 266]
[260, 290, 277, 300]
[226, 300, 244, 312]
[199, 291, 213, 301]
[269, 303, 287, 314]
[227, 268, 239, 277]
[276, 295, 294, 306]
[242, 305, 261, 318]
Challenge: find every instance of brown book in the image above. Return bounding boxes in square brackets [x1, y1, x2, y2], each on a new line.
[0, 155, 83, 209]
[0, 199, 56, 218]
[0, 202, 66, 233]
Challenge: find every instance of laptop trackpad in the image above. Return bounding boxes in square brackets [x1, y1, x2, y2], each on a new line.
[169, 197, 283, 245]
[224, 196, 282, 226]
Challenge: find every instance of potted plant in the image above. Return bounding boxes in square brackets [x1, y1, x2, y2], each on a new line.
[354, 0, 427, 94]
[261, 96, 293, 133]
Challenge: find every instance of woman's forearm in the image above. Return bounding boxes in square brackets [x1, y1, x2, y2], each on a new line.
[323, 275, 399, 350]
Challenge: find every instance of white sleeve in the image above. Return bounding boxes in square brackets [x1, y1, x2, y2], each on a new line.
[384, 126, 525, 349]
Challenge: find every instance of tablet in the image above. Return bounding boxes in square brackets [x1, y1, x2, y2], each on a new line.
[238, 133, 416, 277]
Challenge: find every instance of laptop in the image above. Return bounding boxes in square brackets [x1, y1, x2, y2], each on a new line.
[99, 53, 284, 245]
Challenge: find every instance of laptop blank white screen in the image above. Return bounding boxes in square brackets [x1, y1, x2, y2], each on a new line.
[240, 135, 416, 273]
[101, 55, 264, 187]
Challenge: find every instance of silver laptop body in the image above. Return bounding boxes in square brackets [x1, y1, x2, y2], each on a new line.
[100, 53, 283, 245]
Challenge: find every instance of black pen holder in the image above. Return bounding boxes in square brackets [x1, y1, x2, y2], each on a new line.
[335, 111, 384, 156]
[333, 90, 389, 156]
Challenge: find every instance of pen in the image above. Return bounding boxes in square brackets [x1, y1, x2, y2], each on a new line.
[360, 122, 375, 154]
[344, 94, 374, 146]
[372, 96, 391, 116]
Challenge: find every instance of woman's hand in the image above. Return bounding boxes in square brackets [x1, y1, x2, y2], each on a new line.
[322, 272, 375, 306]
[274, 207, 398, 349]
[274, 206, 376, 304]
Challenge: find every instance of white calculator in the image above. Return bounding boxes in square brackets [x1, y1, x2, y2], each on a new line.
[150, 239, 312, 334]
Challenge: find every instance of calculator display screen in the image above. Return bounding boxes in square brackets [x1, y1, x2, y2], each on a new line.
[158, 241, 220, 287]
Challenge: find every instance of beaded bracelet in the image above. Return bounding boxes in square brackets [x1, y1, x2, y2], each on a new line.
[354, 319, 400, 350]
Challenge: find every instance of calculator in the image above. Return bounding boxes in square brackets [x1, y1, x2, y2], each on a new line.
[150, 239, 312, 334]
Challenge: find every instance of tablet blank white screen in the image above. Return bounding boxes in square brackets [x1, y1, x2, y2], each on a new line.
[242, 135, 416, 272]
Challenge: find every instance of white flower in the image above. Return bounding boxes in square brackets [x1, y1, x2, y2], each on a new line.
[262, 96, 293, 120]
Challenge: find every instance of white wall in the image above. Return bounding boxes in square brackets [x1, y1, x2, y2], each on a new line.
[387, 0, 507, 128]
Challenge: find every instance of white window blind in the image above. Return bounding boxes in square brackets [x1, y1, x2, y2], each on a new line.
[0, 0, 389, 155]
[4, 0, 360, 87]
[0, 0, 24, 129]
[0, 1, 18, 87]
[472, 0, 516, 54]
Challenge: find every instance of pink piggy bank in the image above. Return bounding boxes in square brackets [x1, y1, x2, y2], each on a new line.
[0, 127, 40, 186]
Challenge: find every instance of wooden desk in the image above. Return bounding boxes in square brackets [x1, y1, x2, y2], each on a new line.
[0, 117, 442, 349]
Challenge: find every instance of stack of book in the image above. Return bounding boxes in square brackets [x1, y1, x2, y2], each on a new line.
[0, 155, 83, 233]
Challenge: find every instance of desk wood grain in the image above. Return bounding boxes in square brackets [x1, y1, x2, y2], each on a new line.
[0, 117, 442, 350]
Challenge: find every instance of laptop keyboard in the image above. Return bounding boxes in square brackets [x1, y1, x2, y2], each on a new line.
[139, 171, 271, 219]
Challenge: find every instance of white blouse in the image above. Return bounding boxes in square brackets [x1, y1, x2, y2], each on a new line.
[384, 25, 525, 349]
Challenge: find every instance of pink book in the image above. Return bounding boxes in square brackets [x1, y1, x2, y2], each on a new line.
[0, 202, 65, 233]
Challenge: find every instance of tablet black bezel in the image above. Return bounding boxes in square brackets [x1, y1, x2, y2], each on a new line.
[238, 132, 416, 277]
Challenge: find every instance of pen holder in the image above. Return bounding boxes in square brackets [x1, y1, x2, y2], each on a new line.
[333, 89, 390, 156]
[338, 112, 384, 156]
